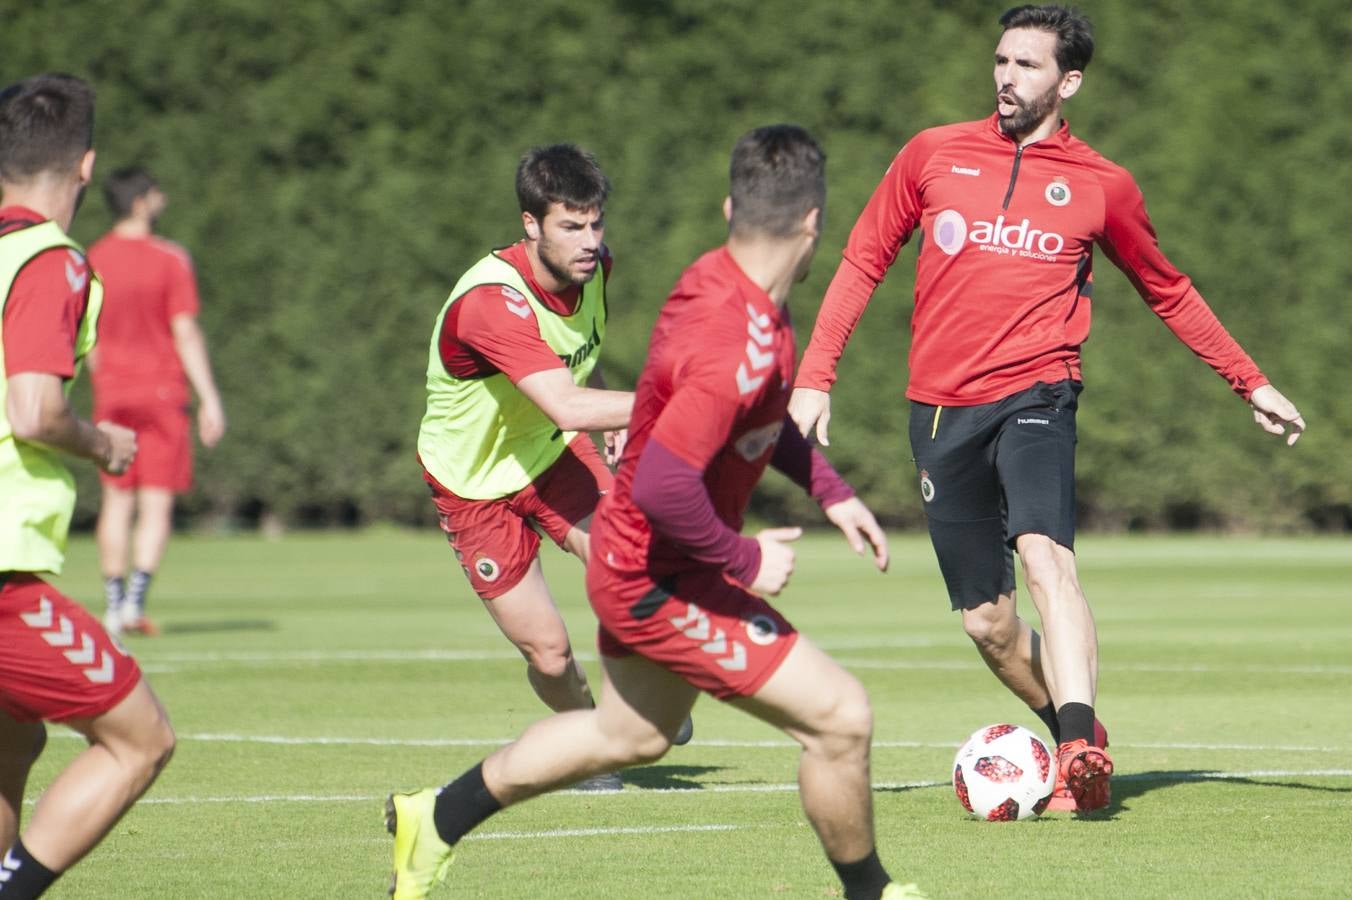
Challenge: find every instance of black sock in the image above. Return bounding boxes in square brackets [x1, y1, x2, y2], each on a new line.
[0, 839, 60, 898]
[103, 576, 125, 612]
[431, 762, 502, 846]
[126, 569, 153, 614]
[1056, 702, 1094, 746]
[1032, 702, 1060, 744]
[831, 848, 891, 900]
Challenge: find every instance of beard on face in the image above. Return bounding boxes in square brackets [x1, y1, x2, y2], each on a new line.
[538, 235, 595, 287]
[997, 81, 1060, 138]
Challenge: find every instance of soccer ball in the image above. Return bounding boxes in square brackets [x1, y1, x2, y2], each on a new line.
[952, 724, 1056, 821]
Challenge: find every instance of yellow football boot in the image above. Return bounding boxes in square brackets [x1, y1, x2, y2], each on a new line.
[385, 789, 454, 899]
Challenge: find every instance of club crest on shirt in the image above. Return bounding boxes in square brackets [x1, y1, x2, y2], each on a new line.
[1045, 178, 1071, 207]
[919, 469, 936, 503]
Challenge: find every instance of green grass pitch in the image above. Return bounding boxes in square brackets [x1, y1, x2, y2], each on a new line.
[26, 529, 1352, 898]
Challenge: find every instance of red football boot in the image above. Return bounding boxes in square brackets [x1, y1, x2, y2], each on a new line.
[1045, 719, 1109, 812]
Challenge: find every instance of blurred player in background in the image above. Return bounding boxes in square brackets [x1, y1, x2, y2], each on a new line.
[789, 4, 1305, 813]
[416, 144, 689, 793]
[88, 166, 226, 637]
[387, 125, 925, 900]
[0, 73, 174, 900]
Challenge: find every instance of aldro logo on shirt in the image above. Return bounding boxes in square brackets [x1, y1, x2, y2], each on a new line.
[932, 209, 1066, 262]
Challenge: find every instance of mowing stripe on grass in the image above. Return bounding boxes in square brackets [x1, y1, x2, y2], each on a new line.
[43, 731, 1351, 754]
[24, 770, 1350, 808]
[131, 648, 1352, 676]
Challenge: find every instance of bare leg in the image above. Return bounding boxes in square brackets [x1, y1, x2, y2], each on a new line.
[1016, 533, 1096, 707]
[961, 591, 1058, 708]
[95, 485, 135, 580]
[20, 680, 175, 872]
[0, 710, 45, 849]
[483, 654, 698, 804]
[730, 637, 877, 863]
[130, 487, 175, 574]
[480, 558, 593, 712]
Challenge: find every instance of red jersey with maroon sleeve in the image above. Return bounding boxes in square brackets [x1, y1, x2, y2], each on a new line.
[587, 247, 801, 699]
[87, 233, 199, 407]
[797, 114, 1268, 406]
[1, 207, 89, 381]
[436, 241, 612, 382]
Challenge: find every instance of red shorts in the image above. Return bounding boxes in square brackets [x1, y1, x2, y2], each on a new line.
[0, 574, 142, 723]
[95, 400, 192, 492]
[425, 434, 612, 600]
[587, 554, 799, 701]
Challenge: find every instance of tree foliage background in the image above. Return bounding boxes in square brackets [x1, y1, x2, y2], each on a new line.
[7, 0, 1349, 531]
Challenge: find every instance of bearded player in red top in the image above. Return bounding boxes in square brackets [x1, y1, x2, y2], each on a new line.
[790, 5, 1305, 815]
[385, 126, 925, 900]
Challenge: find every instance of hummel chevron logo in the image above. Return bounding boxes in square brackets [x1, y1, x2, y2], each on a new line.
[745, 303, 770, 330]
[20, 596, 115, 682]
[84, 651, 115, 684]
[736, 363, 765, 396]
[670, 604, 747, 670]
[745, 340, 775, 370]
[20, 596, 53, 628]
[670, 603, 711, 641]
[65, 252, 88, 292]
[736, 304, 776, 396]
[25, 596, 76, 647]
[65, 633, 97, 666]
[42, 614, 76, 648]
[504, 298, 532, 319]
[717, 641, 747, 671]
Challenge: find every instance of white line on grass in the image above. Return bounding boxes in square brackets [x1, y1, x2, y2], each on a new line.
[29, 770, 1348, 809]
[129, 648, 1352, 676]
[43, 731, 1350, 754]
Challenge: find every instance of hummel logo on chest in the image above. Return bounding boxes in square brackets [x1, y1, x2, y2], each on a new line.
[951, 165, 981, 177]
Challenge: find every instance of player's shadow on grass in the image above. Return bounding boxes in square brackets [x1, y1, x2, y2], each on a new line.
[622, 764, 730, 791]
[1085, 770, 1352, 820]
[158, 618, 277, 635]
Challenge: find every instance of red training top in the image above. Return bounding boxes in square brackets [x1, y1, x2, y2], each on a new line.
[592, 246, 809, 586]
[797, 114, 1268, 406]
[87, 232, 199, 407]
[437, 241, 613, 383]
[1, 207, 90, 381]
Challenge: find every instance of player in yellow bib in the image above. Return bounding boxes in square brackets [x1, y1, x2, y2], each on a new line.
[415, 146, 688, 798]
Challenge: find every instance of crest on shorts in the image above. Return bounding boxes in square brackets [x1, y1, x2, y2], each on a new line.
[473, 555, 501, 582]
[919, 469, 936, 503]
[1045, 178, 1071, 207]
[745, 615, 779, 647]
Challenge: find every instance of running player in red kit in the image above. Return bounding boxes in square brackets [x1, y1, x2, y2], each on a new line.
[385, 126, 924, 900]
[789, 5, 1305, 814]
[0, 74, 174, 900]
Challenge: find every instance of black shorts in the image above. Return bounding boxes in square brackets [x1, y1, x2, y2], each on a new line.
[908, 380, 1081, 610]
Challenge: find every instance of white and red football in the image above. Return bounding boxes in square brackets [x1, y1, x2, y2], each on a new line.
[952, 723, 1056, 821]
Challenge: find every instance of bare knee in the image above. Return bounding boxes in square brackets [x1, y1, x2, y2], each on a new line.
[803, 678, 873, 759]
[962, 600, 1018, 655]
[611, 724, 671, 767]
[522, 640, 577, 680]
